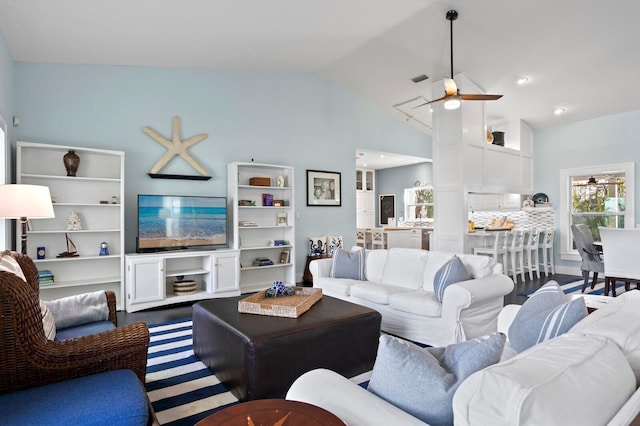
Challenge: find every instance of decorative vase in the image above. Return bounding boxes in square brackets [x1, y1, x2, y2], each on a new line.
[63, 150, 80, 176]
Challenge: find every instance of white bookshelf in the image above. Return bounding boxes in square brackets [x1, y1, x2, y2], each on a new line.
[227, 162, 295, 293]
[16, 141, 125, 309]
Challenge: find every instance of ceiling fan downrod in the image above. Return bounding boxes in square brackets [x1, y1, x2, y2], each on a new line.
[447, 10, 458, 80]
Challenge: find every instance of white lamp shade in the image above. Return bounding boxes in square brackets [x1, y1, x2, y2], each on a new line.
[0, 184, 55, 219]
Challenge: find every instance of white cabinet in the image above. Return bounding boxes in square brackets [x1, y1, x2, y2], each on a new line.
[227, 162, 296, 293]
[124, 249, 240, 312]
[16, 141, 125, 309]
[386, 229, 422, 249]
[468, 193, 522, 211]
[356, 192, 375, 228]
[356, 169, 375, 192]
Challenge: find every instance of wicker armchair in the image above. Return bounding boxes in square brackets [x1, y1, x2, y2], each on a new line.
[0, 252, 150, 394]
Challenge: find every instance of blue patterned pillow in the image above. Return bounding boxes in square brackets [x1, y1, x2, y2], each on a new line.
[368, 333, 505, 425]
[508, 281, 588, 353]
[330, 247, 365, 280]
[433, 255, 470, 302]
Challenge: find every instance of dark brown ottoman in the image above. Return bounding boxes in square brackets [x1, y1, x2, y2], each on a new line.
[192, 295, 381, 401]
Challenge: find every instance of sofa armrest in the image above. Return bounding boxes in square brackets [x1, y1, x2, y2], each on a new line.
[287, 369, 428, 426]
[441, 273, 514, 322]
[309, 257, 333, 279]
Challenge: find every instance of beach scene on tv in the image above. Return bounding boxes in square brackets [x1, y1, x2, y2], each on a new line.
[138, 195, 227, 250]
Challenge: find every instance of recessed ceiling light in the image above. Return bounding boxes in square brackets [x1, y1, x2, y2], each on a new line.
[379, 155, 385, 159]
[362, 163, 368, 167]
[554, 107, 566, 115]
[516, 77, 529, 85]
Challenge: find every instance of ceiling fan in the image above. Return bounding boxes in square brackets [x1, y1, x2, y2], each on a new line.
[414, 10, 502, 110]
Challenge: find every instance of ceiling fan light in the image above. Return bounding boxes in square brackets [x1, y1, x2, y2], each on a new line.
[444, 79, 457, 97]
[444, 98, 461, 110]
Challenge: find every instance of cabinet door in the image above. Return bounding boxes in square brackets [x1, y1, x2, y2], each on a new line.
[356, 169, 363, 191]
[211, 251, 240, 295]
[127, 257, 164, 305]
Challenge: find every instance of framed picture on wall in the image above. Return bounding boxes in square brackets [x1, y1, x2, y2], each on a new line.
[307, 170, 341, 206]
[379, 194, 396, 226]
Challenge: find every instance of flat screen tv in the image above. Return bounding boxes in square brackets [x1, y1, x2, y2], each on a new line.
[136, 194, 227, 253]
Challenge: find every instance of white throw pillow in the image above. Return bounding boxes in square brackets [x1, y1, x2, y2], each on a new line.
[364, 250, 388, 282]
[0, 251, 26, 282]
[380, 248, 427, 290]
[458, 254, 495, 278]
[40, 300, 56, 340]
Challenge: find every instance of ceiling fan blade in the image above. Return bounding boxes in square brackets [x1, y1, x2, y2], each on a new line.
[412, 95, 449, 109]
[444, 78, 457, 97]
[459, 93, 503, 101]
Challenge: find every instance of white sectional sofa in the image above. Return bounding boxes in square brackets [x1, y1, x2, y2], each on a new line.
[287, 291, 640, 426]
[310, 248, 514, 347]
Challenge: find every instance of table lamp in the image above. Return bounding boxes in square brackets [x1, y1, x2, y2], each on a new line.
[0, 184, 55, 254]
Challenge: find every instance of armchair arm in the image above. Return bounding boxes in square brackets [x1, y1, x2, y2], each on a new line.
[441, 273, 514, 322]
[309, 258, 333, 280]
[13, 321, 150, 391]
[583, 247, 603, 262]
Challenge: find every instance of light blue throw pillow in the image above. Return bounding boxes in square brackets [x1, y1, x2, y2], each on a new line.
[367, 333, 506, 426]
[508, 280, 588, 353]
[329, 247, 365, 280]
[433, 255, 470, 302]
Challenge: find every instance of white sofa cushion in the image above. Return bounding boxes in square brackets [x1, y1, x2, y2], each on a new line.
[380, 248, 426, 290]
[0, 251, 26, 282]
[389, 290, 442, 318]
[458, 254, 496, 279]
[570, 290, 640, 385]
[422, 251, 454, 292]
[314, 276, 356, 296]
[365, 250, 388, 282]
[350, 282, 414, 305]
[453, 333, 635, 426]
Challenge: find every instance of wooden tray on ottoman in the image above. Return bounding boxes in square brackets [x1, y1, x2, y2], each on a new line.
[238, 287, 322, 318]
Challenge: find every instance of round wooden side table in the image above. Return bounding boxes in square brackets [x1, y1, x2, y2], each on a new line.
[195, 399, 345, 425]
[302, 254, 331, 286]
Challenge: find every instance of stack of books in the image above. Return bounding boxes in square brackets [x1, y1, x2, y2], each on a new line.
[252, 257, 274, 267]
[38, 270, 55, 286]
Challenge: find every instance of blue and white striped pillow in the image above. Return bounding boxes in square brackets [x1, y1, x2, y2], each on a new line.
[508, 281, 588, 353]
[330, 247, 365, 280]
[433, 255, 471, 302]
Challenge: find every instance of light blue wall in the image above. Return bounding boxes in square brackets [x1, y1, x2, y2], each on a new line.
[377, 162, 432, 224]
[12, 62, 431, 276]
[534, 109, 640, 272]
[0, 31, 12, 128]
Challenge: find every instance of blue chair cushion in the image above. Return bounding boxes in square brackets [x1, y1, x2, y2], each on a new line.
[0, 369, 149, 426]
[54, 320, 115, 341]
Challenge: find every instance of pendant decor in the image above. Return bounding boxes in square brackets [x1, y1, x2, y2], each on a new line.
[142, 116, 211, 180]
[63, 150, 80, 176]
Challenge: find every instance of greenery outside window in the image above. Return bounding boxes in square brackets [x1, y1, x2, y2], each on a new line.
[404, 186, 434, 224]
[560, 163, 635, 261]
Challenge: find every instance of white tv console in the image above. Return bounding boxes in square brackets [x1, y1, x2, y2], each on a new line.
[124, 249, 240, 313]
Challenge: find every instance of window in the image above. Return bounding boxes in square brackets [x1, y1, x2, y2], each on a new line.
[404, 186, 434, 224]
[560, 163, 635, 261]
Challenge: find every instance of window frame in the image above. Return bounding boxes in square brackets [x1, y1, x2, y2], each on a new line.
[560, 162, 635, 262]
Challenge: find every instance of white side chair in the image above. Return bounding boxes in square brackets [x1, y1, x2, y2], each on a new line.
[598, 227, 640, 296]
[508, 229, 527, 284]
[473, 231, 509, 272]
[356, 228, 366, 248]
[370, 228, 386, 249]
[538, 228, 555, 275]
[523, 228, 541, 280]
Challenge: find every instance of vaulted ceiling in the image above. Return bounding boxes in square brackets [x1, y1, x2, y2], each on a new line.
[1, 0, 638, 133]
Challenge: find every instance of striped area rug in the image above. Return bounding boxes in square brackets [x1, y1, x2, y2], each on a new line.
[145, 318, 238, 426]
[518, 278, 632, 297]
[146, 318, 372, 425]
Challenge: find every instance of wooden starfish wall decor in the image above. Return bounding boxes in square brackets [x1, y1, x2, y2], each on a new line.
[143, 116, 211, 180]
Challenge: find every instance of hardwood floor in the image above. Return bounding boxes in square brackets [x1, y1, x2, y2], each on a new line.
[117, 272, 580, 327]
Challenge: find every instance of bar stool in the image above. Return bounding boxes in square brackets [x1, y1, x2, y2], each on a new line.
[473, 231, 509, 272]
[523, 228, 541, 280]
[508, 229, 527, 284]
[356, 228, 366, 248]
[538, 228, 555, 275]
[370, 228, 386, 249]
